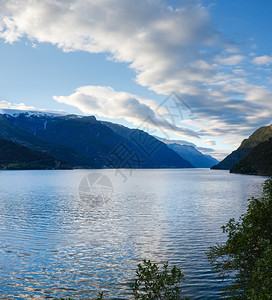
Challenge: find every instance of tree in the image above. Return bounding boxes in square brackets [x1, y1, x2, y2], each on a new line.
[207, 178, 272, 299]
[131, 260, 187, 300]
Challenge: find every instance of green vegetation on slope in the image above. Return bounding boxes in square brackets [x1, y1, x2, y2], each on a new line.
[207, 178, 272, 298]
[230, 138, 272, 175]
[0, 139, 70, 169]
[211, 124, 272, 170]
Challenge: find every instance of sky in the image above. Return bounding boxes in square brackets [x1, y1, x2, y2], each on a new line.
[1, 0, 272, 160]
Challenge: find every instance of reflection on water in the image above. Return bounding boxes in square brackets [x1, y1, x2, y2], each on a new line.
[0, 169, 266, 299]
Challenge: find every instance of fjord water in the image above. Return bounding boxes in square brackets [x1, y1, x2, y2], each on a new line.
[0, 169, 266, 299]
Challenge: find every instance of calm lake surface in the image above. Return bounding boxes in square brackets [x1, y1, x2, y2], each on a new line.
[0, 169, 267, 299]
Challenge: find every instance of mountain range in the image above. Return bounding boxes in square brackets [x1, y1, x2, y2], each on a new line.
[211, 124, 272, 175]
[155, 136, 218, 168]
[0, 109, 201, 169]
[165, 143, 218, 168]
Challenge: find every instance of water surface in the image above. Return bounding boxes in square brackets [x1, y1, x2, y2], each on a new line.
[0, 169, 266, 299]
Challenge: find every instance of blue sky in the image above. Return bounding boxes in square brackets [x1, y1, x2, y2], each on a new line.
[1, 0, 272, 159]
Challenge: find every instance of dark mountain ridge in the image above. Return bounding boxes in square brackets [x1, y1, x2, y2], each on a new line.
[102, 121, 194, 168]
[230, 138, 272, 176]
[0, 110, 194, 169]
[211, 124, 272, 170]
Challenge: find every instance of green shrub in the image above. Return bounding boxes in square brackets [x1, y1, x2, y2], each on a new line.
[131, 259, 187, 300]
[207, 178, 272, 299]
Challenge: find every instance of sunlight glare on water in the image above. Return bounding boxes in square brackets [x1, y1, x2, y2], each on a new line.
[0, 169, 266, 299]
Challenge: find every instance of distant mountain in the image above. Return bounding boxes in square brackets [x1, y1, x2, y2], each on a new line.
[230, 138, 272, 176]
[0, 110, 194, 169]
[0, 139, 70, 170]
[167, 143, 218, 168]
[211, 124, 272, 170]
[155, 136, 218, 168]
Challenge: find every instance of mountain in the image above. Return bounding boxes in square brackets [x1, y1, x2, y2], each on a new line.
[0, 139, 70, 170]
[167, 143, 218, 168]
[101, 121, 194, 168]
[230, 138, 272, 176]
[0, 110, 194, 169]
[211, 124, 272, 170]
[154, 136, 218, 168]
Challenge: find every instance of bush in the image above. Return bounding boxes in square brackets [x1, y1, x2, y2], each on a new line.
[207, 178, 272, 299]
[131, 259, 187, 300]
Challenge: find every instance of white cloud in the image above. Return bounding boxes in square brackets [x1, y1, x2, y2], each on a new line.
[0, 100, 37, 110]
[203, 139, 216, 146]
[54, 85, 200, 138]
[0, 100, 66, 114]
[252, 55, 272, 66]
[0, 0, 227, 96]
[1, 0, 272, 153]
[214, 55, 245, 66]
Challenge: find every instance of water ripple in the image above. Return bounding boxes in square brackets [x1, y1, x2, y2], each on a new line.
[0, 169, 266, 299]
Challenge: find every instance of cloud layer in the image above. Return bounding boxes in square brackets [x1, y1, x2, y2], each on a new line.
[0, 99, 66, 114]
[54, 85, 200, 138]
[1, 0, 272, 149]
[252, 55, 272, 66]
[0, 100, 37, 110]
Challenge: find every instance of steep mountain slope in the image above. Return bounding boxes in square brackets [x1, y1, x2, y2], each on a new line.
[230, 138, 272, 175]
[0, 110, 194, 169]
[211, 124, 272, 170]
[0, 139, 70, 169]
[102, 121, 194, 168]
[167, 143, 218, 168]
[0, 113, 91, 166]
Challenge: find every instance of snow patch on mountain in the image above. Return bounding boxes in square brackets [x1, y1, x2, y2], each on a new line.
[0, 109, 67, 118]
